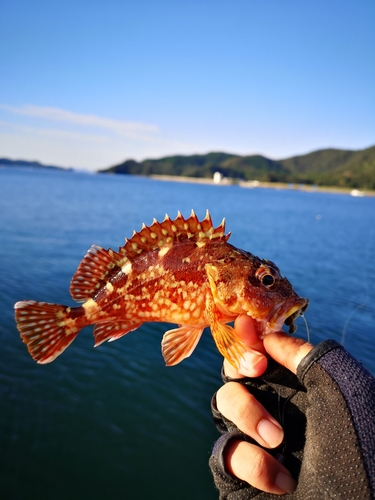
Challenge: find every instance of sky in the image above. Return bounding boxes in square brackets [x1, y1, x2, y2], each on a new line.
[0, 0, 374, 171]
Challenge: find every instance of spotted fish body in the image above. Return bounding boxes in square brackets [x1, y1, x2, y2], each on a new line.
[15, 211, 308, 366]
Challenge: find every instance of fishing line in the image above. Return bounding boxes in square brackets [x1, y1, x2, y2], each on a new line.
[275, 387, 297, 462]
[340, 223, 375, 347]
[274, 314, 309, 461]
[341, 303, 367, 347]
[301, 314, 310, 344]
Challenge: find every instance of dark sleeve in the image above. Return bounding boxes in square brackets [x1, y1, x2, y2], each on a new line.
[209, 340, 375, 500]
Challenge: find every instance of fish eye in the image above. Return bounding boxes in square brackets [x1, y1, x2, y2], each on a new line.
[255, 265, 279, 289]
[261, 274, 275, 287]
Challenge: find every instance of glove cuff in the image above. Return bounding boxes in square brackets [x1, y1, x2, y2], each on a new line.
[297, 339, 341, 383]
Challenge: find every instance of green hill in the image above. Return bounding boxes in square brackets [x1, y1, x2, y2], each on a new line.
[100, 144, 375, 190]
[100, 152, 289, 181]
[0, 158, 70, 171]
[278, 146, 375, 188]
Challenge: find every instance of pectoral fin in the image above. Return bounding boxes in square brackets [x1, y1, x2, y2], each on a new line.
[206, 297, 245, 368]
[161, 325, 204, 366]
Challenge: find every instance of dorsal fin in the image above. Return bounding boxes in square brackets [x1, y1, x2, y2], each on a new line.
[70, 210, 229, 301]
[118, 209, 229, 259]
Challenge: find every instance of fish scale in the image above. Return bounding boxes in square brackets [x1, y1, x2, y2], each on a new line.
[14, 210, 308, 366]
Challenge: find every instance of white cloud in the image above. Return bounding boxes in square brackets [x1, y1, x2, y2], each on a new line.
[0, 104, 158, 141]
[0, 105, 199, 170]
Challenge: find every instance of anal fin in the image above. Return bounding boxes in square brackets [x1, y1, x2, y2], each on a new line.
[161, 325, 204, 366]
[93, 321, 142, 346]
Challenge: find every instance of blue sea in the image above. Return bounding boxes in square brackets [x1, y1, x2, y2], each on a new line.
[1, 167, 375, 500]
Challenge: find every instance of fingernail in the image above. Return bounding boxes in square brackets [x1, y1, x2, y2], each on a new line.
[275, 471, 296, 494]
[238, 351, 266, 377]
[257, 418, 283, 448]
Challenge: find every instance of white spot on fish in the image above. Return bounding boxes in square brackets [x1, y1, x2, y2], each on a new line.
[183, 300, 191, 310]
[192, 308, 201, 318]
[159, 246, 170, 257]
[83, 298, 101, 319]
[121, 261, 132, 275]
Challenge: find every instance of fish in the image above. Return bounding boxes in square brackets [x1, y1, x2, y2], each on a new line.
[14, 210, 308, 367]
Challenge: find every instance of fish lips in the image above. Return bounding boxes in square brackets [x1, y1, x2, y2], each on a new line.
[264, 297, 309, 335]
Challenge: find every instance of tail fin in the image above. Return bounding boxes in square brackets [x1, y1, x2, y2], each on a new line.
[14, 300, 80, 364]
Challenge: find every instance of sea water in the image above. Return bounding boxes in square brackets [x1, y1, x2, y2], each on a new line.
[1, 167, 374, 500]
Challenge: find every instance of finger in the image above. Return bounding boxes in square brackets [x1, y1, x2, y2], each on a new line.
[216, 382, 284, 448]
[224, 315, 268, 379]
[224, 348, 268, 379]
[225, 439, 296, 495]
[264, 331, 314, 375]
[235, 315, 266, 353]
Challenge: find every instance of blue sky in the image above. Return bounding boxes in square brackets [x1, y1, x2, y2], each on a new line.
[0, 0, 374, 171]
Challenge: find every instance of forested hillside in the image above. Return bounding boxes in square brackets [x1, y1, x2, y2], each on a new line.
[100, 145, 375, 190]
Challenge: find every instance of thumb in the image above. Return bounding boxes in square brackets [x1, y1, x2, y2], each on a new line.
[263, 331, 314, 375]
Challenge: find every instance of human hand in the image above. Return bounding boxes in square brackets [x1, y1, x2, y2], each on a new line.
[216, 315, 313, 495]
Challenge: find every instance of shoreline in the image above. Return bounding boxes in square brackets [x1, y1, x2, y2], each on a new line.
[149, 174, 375, 197]
[150, 174, 228, 185]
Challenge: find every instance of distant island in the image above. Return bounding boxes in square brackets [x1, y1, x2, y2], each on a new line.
[99, 145, 375, 191]
[2, 143, 375, 191]
[0, 158, 71, 171]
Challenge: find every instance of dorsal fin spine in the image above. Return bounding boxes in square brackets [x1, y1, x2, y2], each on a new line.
[118, 211, 228, 255]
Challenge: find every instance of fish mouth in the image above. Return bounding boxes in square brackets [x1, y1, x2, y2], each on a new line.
[264, 297, 309, 336]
